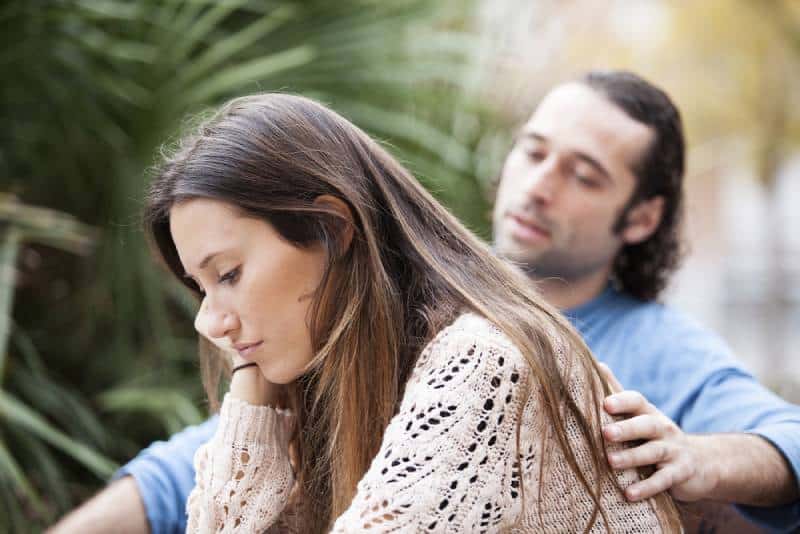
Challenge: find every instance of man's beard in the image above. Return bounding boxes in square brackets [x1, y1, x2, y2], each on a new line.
[507, 246, 613, 283]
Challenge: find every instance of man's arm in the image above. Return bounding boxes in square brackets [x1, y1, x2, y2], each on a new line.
[47, 477, 149, 534]
[599, 362, 800, 532]
[600, 385, 799, 505]
[51, 311, 230, 533]
[48, 417, 218, 534]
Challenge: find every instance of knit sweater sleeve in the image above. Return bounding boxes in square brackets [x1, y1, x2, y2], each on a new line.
[185, 394, 295, 533]
[331, 318, 532, 533]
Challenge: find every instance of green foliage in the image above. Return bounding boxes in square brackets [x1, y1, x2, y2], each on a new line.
[0, 197, 110, 529]
[0, 0, 503, 528]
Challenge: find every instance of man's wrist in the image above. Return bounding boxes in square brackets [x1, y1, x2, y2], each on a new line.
[691, 433, 797, 506]
[690, 434, 723, 498]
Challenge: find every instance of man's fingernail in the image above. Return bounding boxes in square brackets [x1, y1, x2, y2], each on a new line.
[605, 425, 620, 439]
[605, 398, 617, 410]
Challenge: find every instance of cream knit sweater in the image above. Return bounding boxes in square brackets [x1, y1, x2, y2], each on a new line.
[186, 313, 668, 533]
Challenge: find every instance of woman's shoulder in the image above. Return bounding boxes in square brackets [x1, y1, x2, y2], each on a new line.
[409, 312, 530, 389]
[423, 311, 520, 352]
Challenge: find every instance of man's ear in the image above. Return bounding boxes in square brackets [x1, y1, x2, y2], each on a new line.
[620, 196, 664, 245]
[313, 194, 354, 255]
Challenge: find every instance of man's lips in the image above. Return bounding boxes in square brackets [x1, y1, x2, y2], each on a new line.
[507, 212, 551, 242]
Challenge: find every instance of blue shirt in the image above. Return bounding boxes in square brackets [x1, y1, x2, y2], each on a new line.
[116, 285, 800, 533]
[566, 285, 800, 532]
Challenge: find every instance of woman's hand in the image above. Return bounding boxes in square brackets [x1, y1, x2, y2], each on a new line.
[195, 300, 287, 408]
[228, 364, 286, 407]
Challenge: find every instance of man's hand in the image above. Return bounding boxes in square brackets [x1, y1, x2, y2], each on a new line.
[597, 364, 799, 507]
[599, 365, 715, 502]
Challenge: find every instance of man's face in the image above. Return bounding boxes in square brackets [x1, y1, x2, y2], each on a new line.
[493, 83, 654, 281]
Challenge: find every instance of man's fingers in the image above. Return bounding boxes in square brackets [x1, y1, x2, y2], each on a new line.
[624, 466, 686, 502]
[603, 390, 654, 416]
[597, 362, 624, 393]
[603, 414, 667, 442]
[608, 440, 672, 470]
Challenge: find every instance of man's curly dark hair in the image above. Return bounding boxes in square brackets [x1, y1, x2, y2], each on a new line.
[580, 71, 686, 301]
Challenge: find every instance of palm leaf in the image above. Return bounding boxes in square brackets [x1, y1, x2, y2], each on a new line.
[166, 4, 298, 90]
[98, 387, 205, 435]
[0, 1, 494, 527]
[183, 44, 315, 105]
[0, 391, 118, 478]
[0, 437, 45, 515]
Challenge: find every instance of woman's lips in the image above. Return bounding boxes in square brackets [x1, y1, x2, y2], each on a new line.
[507, 213, 551, 243]
[235, 341, 263, 360]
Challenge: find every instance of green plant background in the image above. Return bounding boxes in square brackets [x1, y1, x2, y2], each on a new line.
[0, 1, 512, 530]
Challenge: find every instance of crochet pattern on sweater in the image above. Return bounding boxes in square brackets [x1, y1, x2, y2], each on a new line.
[186, 313, 666, 533]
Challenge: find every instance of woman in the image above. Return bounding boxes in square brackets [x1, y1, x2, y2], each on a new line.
[144, 94, 680, 533]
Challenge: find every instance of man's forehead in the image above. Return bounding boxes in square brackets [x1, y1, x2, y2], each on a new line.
[523, 83, 653, 166]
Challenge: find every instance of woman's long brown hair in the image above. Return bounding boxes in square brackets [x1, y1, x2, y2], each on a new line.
[144, 93, 681, 532]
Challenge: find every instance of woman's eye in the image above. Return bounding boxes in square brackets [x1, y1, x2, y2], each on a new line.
[218, 267, 240, 285]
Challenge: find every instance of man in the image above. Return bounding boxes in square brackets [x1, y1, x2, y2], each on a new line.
[49, 71, 800, 533]
[492, 72, 799, 532]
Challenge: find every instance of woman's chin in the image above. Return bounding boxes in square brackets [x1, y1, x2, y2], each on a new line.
[260, 363, 302, 385]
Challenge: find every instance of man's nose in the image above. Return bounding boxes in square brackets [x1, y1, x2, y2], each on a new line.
[524, 157, 562, 205]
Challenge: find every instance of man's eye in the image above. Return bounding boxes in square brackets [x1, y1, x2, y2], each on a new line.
[218, 267, 240, 285]
[526, 150, 546, 162]
[576, 174, 599, 188]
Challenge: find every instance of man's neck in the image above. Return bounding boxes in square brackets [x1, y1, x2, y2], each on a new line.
[534, 267, 612, 310]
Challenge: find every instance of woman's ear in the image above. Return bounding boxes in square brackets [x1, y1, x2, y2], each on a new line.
[313, 194, 354, 256]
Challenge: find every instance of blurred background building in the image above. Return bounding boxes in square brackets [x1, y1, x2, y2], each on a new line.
[472, 0, 800, 391]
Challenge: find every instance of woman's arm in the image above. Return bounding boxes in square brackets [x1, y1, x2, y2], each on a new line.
[186, 364, 294, 533]
[330, 325, 531, 532]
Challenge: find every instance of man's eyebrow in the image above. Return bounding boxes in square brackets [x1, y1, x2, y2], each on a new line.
[516, 130, 548, 144]
[574, 152, 612, 182]
[519, 130, 612, 181]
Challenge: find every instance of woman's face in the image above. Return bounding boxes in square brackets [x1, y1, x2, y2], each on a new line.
[170, 198, 327, 384]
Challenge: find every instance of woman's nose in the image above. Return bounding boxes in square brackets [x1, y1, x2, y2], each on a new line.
[195, 298, 239, 341]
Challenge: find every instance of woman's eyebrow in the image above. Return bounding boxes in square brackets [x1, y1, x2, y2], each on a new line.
[183, 249, 229, 279]
[198, 250, 223, 270]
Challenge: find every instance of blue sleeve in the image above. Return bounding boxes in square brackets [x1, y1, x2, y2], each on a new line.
[643, 320, 800, 533]
[574, 297, 799, 532]
[674, 369, 800, 533]
[112, 416, 219, 534]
